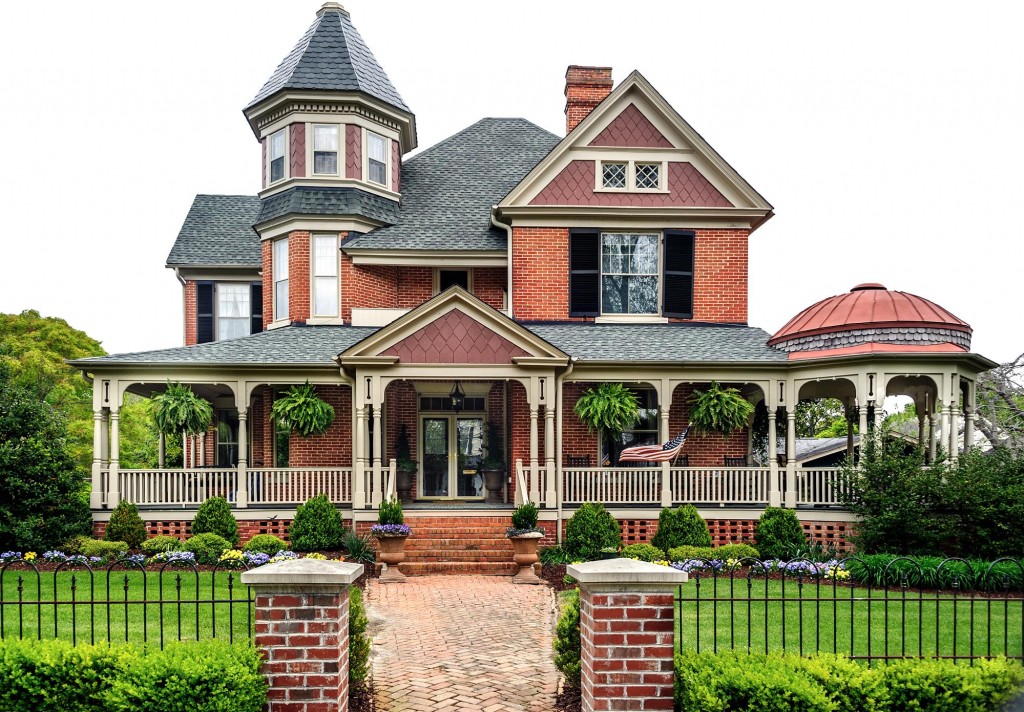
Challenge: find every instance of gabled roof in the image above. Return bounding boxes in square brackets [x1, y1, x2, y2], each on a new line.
[166, 194, 261, 268]
[245, 4, 408, 114]
[344, 118, 559, 252]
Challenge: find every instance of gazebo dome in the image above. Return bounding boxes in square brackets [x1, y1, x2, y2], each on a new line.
[768, 283, 972, 354]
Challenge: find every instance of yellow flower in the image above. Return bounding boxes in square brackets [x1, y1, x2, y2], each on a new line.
[24, 552, 36, 561]
[304, 552, 327, 560]
[219, 549, 243, 562]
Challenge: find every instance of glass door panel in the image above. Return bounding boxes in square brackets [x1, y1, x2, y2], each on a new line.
[422, 418, 449, 497]
[456, 417, 484, 498]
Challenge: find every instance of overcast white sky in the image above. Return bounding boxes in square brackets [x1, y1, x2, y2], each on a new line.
[0, 1, 1021, 363]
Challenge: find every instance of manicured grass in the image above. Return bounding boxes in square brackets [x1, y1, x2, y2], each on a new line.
[0, 566, 252, 646]
[676, 577, 1024, 662]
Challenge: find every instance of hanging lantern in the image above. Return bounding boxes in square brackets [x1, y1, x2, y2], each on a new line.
[449, 381, 465, 413]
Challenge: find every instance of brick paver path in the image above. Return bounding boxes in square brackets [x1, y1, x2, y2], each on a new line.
[366, 576, 559, 711]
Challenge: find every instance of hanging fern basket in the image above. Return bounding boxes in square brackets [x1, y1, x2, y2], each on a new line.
[271, 381, 335, 437]
[689, 381, 754, 436]
[573, 383, 640, 438]
[152, 382, 213, 436]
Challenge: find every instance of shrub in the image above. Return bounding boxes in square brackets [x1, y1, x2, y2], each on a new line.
[875, 656, 1024, 711]
[620, 543, 664, 562]
[651, 504, 712, 551]
[553, 589, 581, 688]
[290, 494, 345, 551]
[755, 507, 806, 559]
[843, 554, 1024, 592]
[63, 534, 92, 554]
[190, 497, 239, 547]
[349, 586, 371, 686]
[140, 536, 182, 555]
[341, 531, 375, 564]
[242, 534, 287, 556]
[539, 545, 573, 565]
[181, 533, 232, 565]
[81, 539, 128, 560]
[668, 545, 715, 561]
[510, 501, 539, 530]
[104, 501, 147, 549]
[564, 503, 621, 561]
[715, 543, 760, 560]
[377, 496, 404, 526]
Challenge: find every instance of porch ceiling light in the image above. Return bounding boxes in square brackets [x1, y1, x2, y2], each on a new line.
[450, 381, 465, 413]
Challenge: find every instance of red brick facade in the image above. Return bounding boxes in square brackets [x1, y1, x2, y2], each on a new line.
[565, 65, 613, 134]
[183, 280, 197, 346]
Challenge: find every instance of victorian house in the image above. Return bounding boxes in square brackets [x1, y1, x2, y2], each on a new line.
[73, 3, 993, 571]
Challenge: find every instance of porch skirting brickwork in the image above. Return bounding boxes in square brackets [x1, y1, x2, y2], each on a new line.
[93, 518, 352, 545]
[606, 517, 855, 553]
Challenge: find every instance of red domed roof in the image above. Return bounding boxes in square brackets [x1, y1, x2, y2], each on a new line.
[769, 283, 971, 346]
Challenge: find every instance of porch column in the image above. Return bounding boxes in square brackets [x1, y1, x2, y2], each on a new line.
[372, 405, 383, 507]
[91, 410, 105, 509]
[917, 412, 926, 451]
[158, 432, 165, 468]
[964, 405, 975, 453]
[846, 397, 856, 459]
[529, 404, 540, 505]
[236, 407, 249, 508]
[544, 404, 557, 508]
[106, 407, 121, 508]
[941, 400, 952, 462]
[928, 410, 937, 464]
[784, 407, 797, 507]
[198, 431, 206, 467]
[189, 436, 197, 469]
[858, 405, 869, 448]
[659, 403, 672, 507]
[767, 406, 780, 507]
[353, 405, 367, 508]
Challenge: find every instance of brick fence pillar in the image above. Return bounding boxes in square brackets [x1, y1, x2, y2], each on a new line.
[567, 559, 688, 712]
[241, 559, 364, 712]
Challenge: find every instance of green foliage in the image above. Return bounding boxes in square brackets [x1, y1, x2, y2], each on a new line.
[271, 382, 335, 437]
[0, 636, 127, 712]
[651, 504, 712, 551]
[755, 507, 807, 559]
[341, 531, 376, 564]
[140, 535, 182, 555]
[349, 586, 371, 686]
[181, 533, 233, 565]
[666, 543, 760, 561]
[0, 365, 93, 551]
[797, 398, 852, 438]
[668, 545, 715, 561]
[63, 534, 92, 555]
[553, 589, 581, 688]
[675, 651, 1024, 712]
[105, 501, 147, 549]
[511, 501, 539, 530]
[939, 448, 1024, 558]
[539, 545, 573, 565]
[377, 496, 404, 526]
[573, 383, 639, 438]
[564, 503, 621, 561]
[689, 381, 755, 436]
[242, 534, 287, 556]
[190, 497, 239, 547]
[118, 394, 182, 469]
[151, 382, 213, 437]
[394, 423, 415, 471]
[620, 543, 664, 562]
[844, 554, 1024, 592]
[482, 420, 506, 470]
[716, 543, 760, 560]
[290, 494, 345, 551]
[80, 539, 129, 559]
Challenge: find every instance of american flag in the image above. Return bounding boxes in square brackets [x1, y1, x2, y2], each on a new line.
[618, 425, 691, 463]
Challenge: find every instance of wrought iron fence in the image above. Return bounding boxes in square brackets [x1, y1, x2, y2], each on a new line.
[0, 557, 253, 648]
[674, 557, 1024, 665]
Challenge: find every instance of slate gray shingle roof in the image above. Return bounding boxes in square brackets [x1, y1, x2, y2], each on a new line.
[524, 323, 788, 362]
[255, 187, 399, 227]
[166, 195, 261, 267]
[344, 118, 559, 252]
[246, 6, 409, 113]
[72, 326, 378, 367]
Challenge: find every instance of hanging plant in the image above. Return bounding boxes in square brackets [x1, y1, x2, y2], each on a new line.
[271, 381, 335, 437]
[689, 381, 755, 436]
[574, 383, 640, 442]
[151, 382, 213, 436]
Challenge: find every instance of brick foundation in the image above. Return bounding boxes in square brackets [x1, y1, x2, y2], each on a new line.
[607, 516, 855, 553]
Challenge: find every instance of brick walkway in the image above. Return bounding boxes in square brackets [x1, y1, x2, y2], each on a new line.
[365, 576, 559, 712]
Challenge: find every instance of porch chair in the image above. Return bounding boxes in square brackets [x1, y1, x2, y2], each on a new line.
[723, 456, 748, 467]
[564, 454, 591, 467]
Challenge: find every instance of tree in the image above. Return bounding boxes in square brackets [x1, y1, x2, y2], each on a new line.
[795, 398, 849, 438]
[975, 351, 1024, 450]
[0, 364, 93, 550]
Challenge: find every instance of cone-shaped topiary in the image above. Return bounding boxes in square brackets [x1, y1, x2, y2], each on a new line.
[190, 496, 239, 547]
[564, 502, 621, 561]
[651, 504, 712, 551]
[105, 500, 147, 549]
[290, 494, 345, 551]
[755, 507, 807, 559]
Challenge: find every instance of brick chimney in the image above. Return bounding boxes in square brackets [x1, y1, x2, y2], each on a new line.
[564, 65, 613, 134]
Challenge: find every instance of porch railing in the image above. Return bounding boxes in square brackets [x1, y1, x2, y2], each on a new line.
[118, 468, 237, 507]
[246, 467, 352, 505]
[562, 466, 662, 505]
[796, 467, 846, 506]
[670, 467, 770, 506]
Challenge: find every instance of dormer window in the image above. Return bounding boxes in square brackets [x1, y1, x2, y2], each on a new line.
[597, 160, 666, 192]
[367, 132, 388, 186]
[313, 124, 339, 175]
[269, 129, 287, 184]
[601, 162, 627, 188]
[635, 163, 660, 189]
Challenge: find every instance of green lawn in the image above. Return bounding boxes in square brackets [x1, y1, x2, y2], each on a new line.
[0, 566, 253, 647]
[676, 577, 1024, 662]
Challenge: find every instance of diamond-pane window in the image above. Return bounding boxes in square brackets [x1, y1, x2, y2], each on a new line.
[602, 162, 627, 189]
[635, 163, 660, 189]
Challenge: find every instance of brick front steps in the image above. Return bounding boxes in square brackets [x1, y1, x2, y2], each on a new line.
[399, 516, 519, 576]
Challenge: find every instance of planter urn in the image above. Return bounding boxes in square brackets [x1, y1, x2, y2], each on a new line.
[395, 468, 415, 504]
[376, 534, 409, 583]
[509, 531, 544, 584]
[482, 468, 505, 503]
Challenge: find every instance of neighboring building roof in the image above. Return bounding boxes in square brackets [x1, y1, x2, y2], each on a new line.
[245, 4, 409, 114]
[166, 194, 262, 267]
[523, 323, 789, 363]
[344, 118, 559, 252]
[71, 326, 378, 367]
[255, 187, 400, 227]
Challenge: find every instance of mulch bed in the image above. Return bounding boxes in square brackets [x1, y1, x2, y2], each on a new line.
[541, 563, 575, 592]
[554, 684, 582, 712]
[350, 681, 375, 712]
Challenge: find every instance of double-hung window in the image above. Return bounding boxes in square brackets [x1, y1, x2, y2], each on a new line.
[217, 283, 250, 340]
[269, 128, 287, 184]
[312, 124, 339, 175]
[312, 234, 339, 317]
[367, 132, 388, 185]
[601, 233, 659, 315]
[273, 238, 289, 321]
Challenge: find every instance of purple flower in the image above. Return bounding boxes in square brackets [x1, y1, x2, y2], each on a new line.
[43, 551, 68, 562]
[371, 524, 411, 537]
[243, 552, 271, 567]
[123, 554, 146, 566]
[154, 551, 196, 565]
[0, 551, 23, 563]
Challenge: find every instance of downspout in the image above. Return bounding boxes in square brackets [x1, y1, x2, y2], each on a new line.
[490, 207, 513, 317]
[554, 356, 577, 544]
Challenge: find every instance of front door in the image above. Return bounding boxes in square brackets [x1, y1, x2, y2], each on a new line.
[420, 416, 485, 499]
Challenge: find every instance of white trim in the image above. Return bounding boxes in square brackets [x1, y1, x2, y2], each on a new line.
[432, 267, 473, 295]
[594, 315, 668, 324]
[257, 176, 401, 203]
[267, 128, 288, 186]
[417, 409, 488, 501]
[364, 129, 390, 187]
[257, 215, 390, 241]
[347, 250, 506, 267]
[272, 237, 289, 322]
[595, 159, 668, 193]
[311, 233, 341, 318]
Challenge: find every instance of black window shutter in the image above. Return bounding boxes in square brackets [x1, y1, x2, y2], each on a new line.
[196, 281, 215, 343]
[569, 229, 600, 316]
[250, 282, 263, 335]
[663, 230, 695, 319]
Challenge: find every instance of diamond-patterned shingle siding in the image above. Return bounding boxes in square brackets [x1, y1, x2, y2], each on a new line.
[381, 311, 530, 364]
[530, 161, 732, 207]
[589, 103, 674, 148]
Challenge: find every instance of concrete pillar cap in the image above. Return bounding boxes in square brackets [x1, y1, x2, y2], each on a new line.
[242, 559, 363, 593]
[568, 558, 687, 589]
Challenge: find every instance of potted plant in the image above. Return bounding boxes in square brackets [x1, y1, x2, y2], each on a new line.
[598, 546, 620, 560]
[271, 381, 335, 437]
[152, 382, 213, 438]
[481, 421, 506, 504]
[573, 383, 640, 465]
[371, 497, 411, 583]
[394, 424, 416, 503]
[506, 501, 544, 584]
[689, 381, 755, 436]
